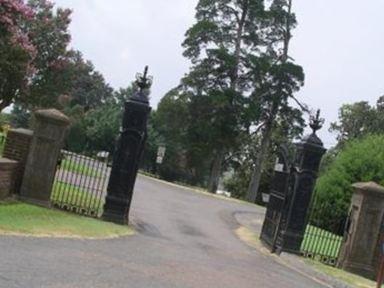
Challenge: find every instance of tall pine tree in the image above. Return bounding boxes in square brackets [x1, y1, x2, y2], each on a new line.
[181, 0, 267, 193]
[246, 0, 305, 203]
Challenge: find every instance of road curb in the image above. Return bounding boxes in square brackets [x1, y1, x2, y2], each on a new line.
[234, 225, 337, 288]
[233, 215, 356, 288]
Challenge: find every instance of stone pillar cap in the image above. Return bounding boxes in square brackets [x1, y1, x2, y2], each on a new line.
[35, 109, 70, 126]
[9, 128, 34, 136]
[0, 157, 18, 164]
[352, 182, 384, 196]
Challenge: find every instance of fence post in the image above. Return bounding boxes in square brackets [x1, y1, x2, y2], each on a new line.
[279, 110, 326, 254]
[19, 109, 70, 207]
[102, 67, 152, 225]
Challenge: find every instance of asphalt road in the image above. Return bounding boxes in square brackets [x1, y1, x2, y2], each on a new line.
[0, 175, 327, 288]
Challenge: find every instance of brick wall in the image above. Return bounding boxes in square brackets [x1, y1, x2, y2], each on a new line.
[3, 128, 33, 194]
[0, 158, 18, 200]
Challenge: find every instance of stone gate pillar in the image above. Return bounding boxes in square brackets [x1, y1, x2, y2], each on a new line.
[338, 182, 384, 280]
[20, 109, 70, 206]
[279, 110, 326, 254]
[102, 67, 152, 225]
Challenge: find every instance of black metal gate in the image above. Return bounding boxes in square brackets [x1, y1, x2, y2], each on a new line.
[51, 150, 110, 217]
[260, 145, 293, 252]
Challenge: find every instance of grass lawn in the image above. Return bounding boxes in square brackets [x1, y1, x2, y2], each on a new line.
[0, 135, 5, 156]
[0, 200, 132, 238]
[61, 158, 102, 178]
[301, 225, 343, 260]
[51, 181, 104, 216]
[306, 259, 379, 288]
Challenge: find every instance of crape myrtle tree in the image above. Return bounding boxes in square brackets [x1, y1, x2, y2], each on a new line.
[246, 0, 305, 203]
[0, 0, 73, 112]
[0, 0, 36, 112]
[180, 0, 267, 193]
[26, 0, 73, 109]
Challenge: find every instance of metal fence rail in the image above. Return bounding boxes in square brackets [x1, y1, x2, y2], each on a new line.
[51, 150, 110, 218]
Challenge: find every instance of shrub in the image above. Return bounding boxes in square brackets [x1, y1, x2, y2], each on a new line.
[313, 134, 384, 231]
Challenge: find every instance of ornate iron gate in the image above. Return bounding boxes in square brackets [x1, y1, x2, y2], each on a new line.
[260, 145, 293, 252]
[51, 150, 110, 217]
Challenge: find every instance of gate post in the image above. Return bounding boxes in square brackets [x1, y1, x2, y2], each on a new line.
[338, 182, 384, 280]
[102, 67, 152, 225]
[19, 109, 70, 207]
[279, 110, 326, 254]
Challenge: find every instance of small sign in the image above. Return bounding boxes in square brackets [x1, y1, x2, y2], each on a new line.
[274, 158, 284, 172]
[157, 146, 166, 158]
[156, 156, 163, 164]
[275, 163, 284, 172]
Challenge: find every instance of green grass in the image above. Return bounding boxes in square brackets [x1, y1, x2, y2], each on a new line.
[306, 259, 379, 288]
[301, 225, 343, 260]
[51, 181, 104, 216]
[0, 200, 132, 238]
[61, 158, 102, 178]
[0, 133, 5, 156]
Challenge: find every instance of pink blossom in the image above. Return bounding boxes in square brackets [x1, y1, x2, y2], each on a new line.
[0, 0, 36, 60]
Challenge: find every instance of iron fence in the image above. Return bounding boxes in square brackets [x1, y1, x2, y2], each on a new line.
[301, 194, 348, 266]
[51, 150, 110, 218]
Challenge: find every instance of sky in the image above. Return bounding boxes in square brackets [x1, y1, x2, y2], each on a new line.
[54, 0, 384, 148]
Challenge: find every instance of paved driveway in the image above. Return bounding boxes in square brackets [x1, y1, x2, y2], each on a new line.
[0, 175, 326, 288]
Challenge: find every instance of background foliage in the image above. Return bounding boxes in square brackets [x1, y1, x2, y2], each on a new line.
[313, 135, 384, 231]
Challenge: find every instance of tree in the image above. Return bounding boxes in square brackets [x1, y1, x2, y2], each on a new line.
[181, 0, 267, 193]
[330, 101, 378, 145]
[65, 51, 113, 110]
[151, 89, 209, 185]
[65, 84, 130, 153]
[224, 109, 304, 200]
[246, 0, 305, 203]
[314, 135, 384, 231]
[26, 0, 73, 109]
[0, 0, 36, 112]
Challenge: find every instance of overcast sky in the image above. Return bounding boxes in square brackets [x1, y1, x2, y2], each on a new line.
[54, 0, 384, 147]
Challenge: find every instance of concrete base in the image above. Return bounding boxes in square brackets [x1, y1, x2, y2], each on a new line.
[102, 195, 129, 225]
[18, 196, 52, 208]
[342, 261, 375, 280]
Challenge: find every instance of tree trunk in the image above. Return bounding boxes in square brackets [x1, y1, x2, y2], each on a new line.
[207, 2, 248, 194]
[247, 118, 273, 203]
[231, 0, 249, 90]
[208, 150, 224, 193]
[283, 0, 293, 61]
[246, 0, 294, 203]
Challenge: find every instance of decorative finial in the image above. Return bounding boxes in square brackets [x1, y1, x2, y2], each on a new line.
[135, 66, 153, 92]
[309, 109, 325, 134]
